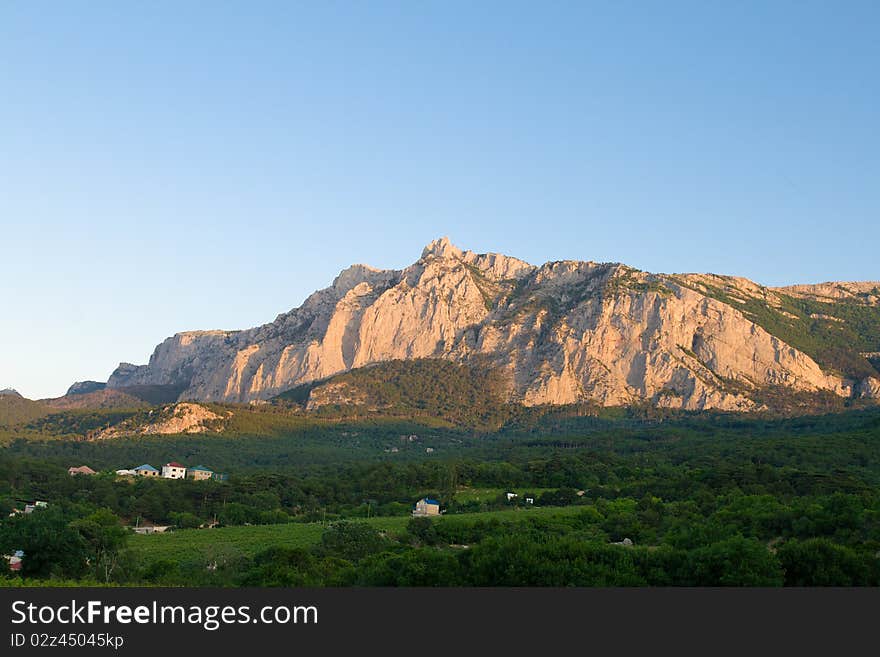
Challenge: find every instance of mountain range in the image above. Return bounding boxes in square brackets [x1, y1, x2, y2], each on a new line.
[75, 238, 880, 412]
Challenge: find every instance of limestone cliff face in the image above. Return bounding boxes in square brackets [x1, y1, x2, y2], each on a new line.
[105, 238, 880, 410]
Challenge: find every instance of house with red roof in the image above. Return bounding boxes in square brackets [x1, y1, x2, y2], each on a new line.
[68, 465, 96, 476]
[161, 461, 187, 479]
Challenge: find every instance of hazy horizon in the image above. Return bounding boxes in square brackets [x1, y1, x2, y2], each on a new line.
[3, 2, 878, 398]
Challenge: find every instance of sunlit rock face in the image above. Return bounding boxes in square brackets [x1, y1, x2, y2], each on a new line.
[106, 238, 879, 411]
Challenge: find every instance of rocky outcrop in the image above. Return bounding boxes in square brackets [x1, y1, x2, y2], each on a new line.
[93, 403, 230, 439]
[856, 377, 880, 400]
[105, 238, 880, 411]
[66, 381, 107, 396]
[777, 281, 880, 305]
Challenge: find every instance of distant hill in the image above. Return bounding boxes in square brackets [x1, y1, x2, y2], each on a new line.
[43, 388, 148, 410]
[42, 384, 186, 410]
[276, 359, 527, 429]
[0, 388, 22, 397]
[0, 394, 51, 428]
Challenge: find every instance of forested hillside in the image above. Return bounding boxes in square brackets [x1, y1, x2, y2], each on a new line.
[1, 407, 879, 586]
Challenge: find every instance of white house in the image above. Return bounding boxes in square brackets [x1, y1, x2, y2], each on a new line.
[21, 501, 48, 515]
[161, 462, 187, 479]
[131, 525, 172, 535]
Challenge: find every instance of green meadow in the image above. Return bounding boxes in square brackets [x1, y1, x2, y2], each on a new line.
[129, 506, 588, 565]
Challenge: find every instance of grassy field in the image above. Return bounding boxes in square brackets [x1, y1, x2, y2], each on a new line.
[128, 506, 589, 564]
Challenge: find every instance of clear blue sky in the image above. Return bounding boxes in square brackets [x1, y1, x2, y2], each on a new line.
[2, 1, 878, 399]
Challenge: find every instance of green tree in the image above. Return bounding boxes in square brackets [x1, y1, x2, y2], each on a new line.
[407, 516, 440, 545]
[218, 502, 256, 526]
[168, 511, 202, 529]
[777, 538, 869, 586]
[71, 509, 129, 583]
[358, 548, 463, 586]
[462, 535, 645, 586]
[685, 537, 784, 586]
[0, 507, 88, 579]
[317, 521, 387, 561]
[238, 547, 323, 586]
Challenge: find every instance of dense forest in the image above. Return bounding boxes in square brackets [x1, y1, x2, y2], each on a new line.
[1, 407, 878, 586]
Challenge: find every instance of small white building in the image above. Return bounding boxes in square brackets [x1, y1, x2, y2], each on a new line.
[5, 550, 24, 572]
[131, 525, 172, 535]
[161, 462, 187, 479]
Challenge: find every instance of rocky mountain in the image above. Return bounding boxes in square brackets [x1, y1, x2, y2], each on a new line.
[0, 388, 22, 397]
[66, 381, 107, 396]
[103, 238, 880, 411]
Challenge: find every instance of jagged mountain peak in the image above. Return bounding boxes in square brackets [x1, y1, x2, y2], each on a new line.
[421, 236, 462, 259]
[331, 263, 398, 294]
[420, 237, 535, 282]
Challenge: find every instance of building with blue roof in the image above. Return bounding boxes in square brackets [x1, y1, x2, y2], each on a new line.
[412, 497, 441, 517]
[134, 464, 159, 477]
[187, 465, 214, 481]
